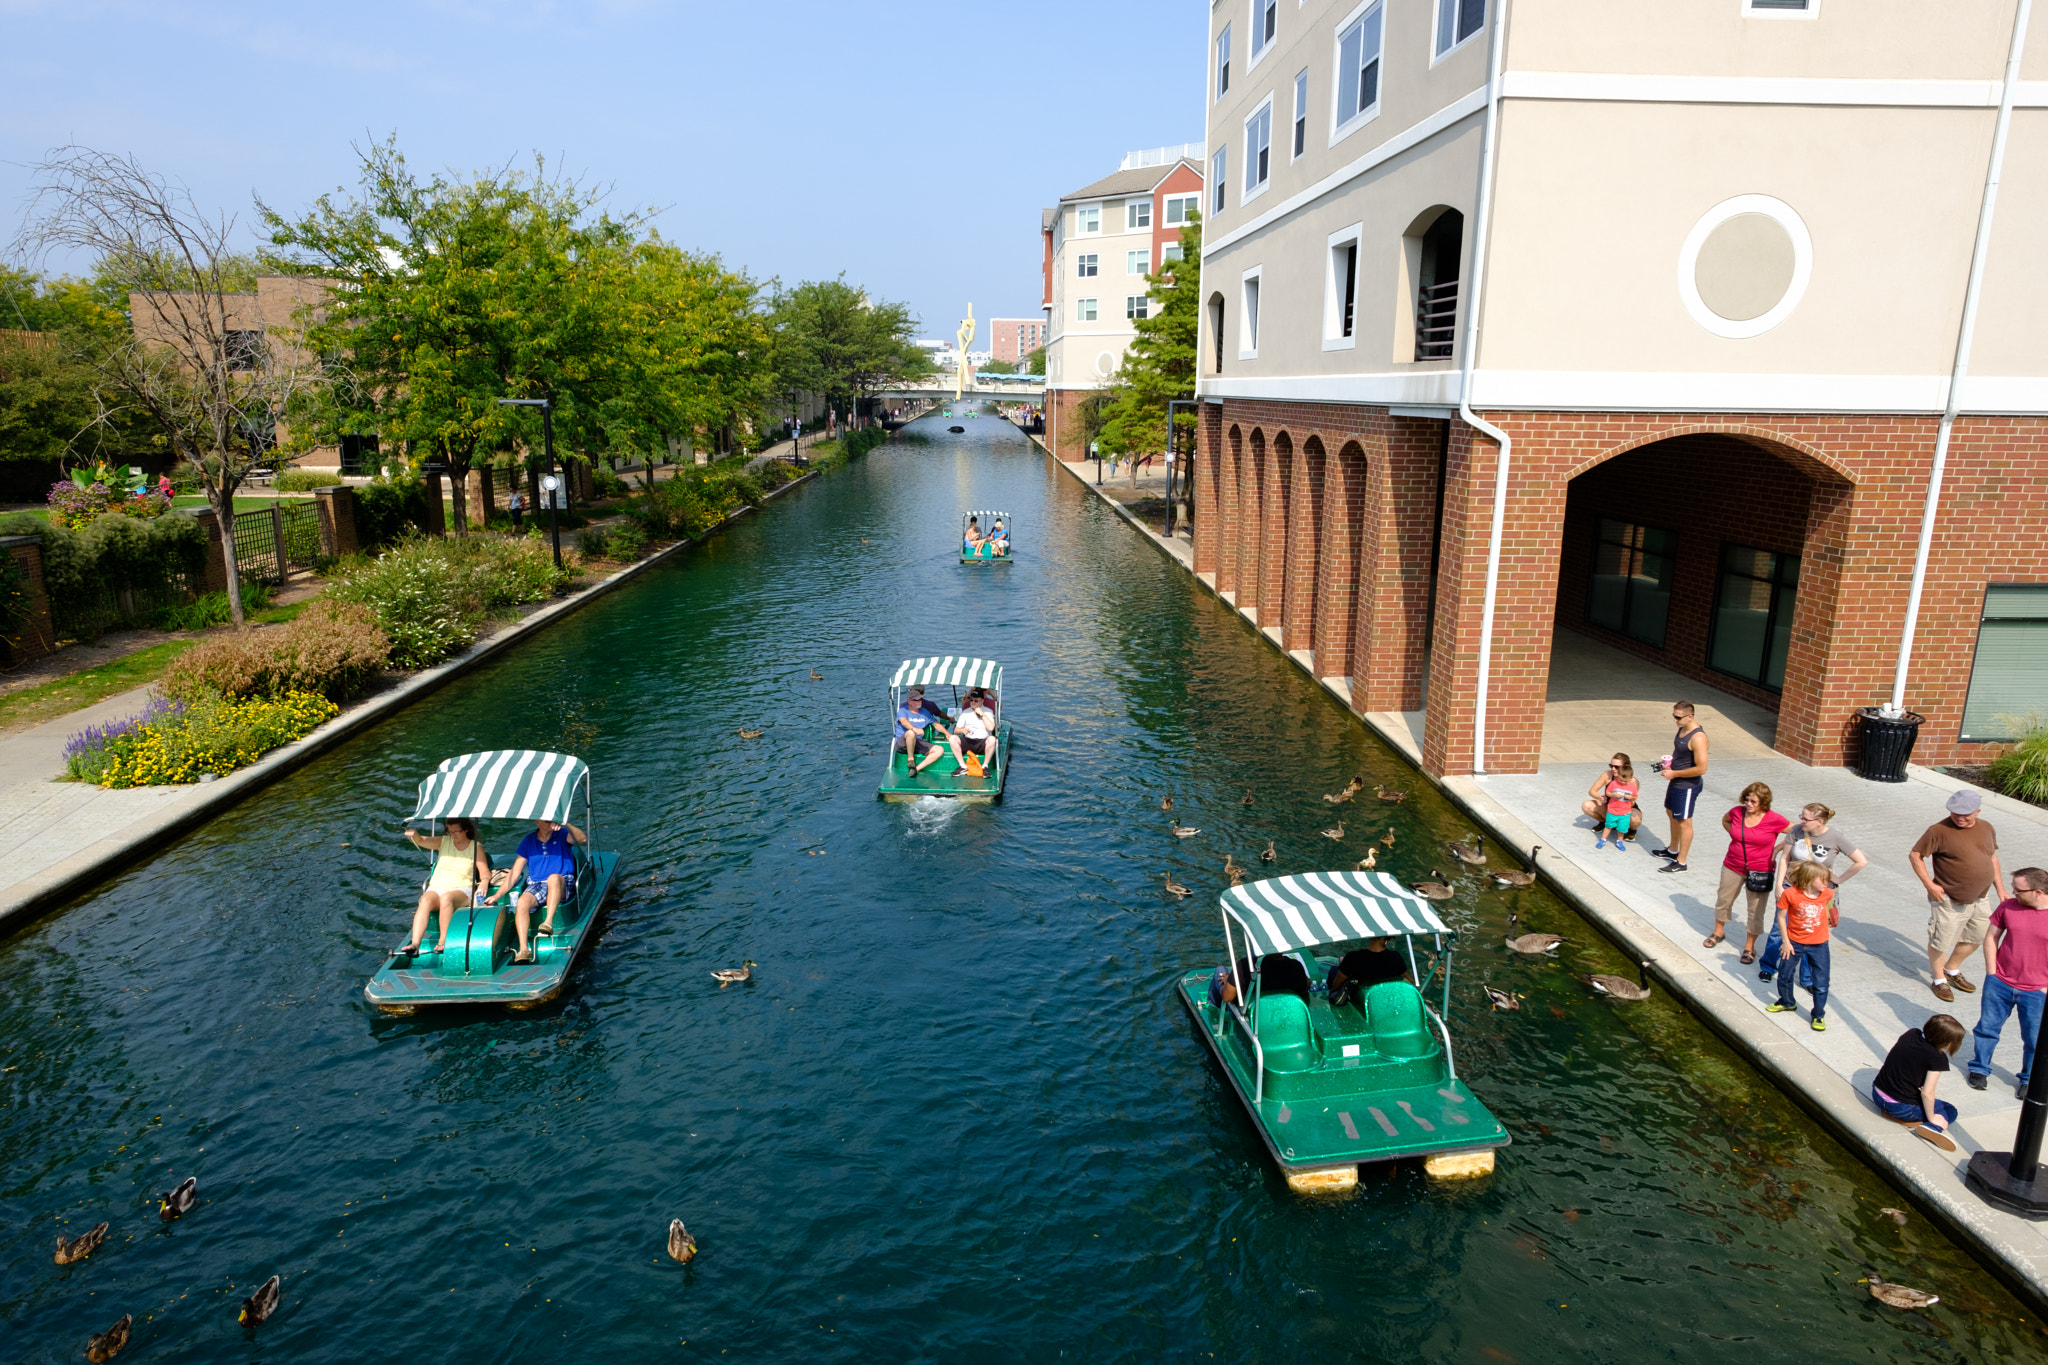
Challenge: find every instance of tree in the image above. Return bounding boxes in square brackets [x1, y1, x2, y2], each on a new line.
[1024, 345, 1046, 377]
[1097, 215, 1202, 487]
[767, 277, 932, 418]
[13, 147, 327, 626]
[979, 358, 1019, 375]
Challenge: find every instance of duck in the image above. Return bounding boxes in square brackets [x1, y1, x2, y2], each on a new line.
[1482, 985, 1523, 1012]
[1160, 794, 1174, 812]
[1490, 847, 1540, 887]
[711, 961, 756, 988]
[1374, 783, 1407, 804]
[1242, 788, 1256, 806]
[1861, 1271, 1939, 1310]
[158, 1175, 196, 1222]
[1324, 777, 1363, 804]
[1411, 871, 1454, 901]
[809, 667, 823, 680]
[55, 1221, 109, 1265]
[86, 1315, 131, 1363]
[1355, 849, 1377, 871]
[1380, 828, 1398, 848]
[1170, 821, 1201, 838]
[1260, 840, 1277, 864]
[1880, 1207, 1909, 1226]
[736, 728, 764, 739]
[1223, 854, 1245, 884]
[1584, 961, 1653, 1001]
[668, 1219, 699, 1264]
[239, 1274, 281, 1326]
[1320, 821, 1345, 841]
[1505, 915, 1565, 955]
[1162, 873, 1192, 899]
[1448, 834, 1487, 866]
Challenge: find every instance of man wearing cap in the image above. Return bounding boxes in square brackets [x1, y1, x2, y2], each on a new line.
[896, 685, 951, 776]
[1910, 789, 2005, 1003]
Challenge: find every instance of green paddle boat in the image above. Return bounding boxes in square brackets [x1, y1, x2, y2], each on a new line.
[877, 656, 1011, 802]
[364, 749, 623, 1013]
[961, 510, 1013, 563]
[1177, 871, 1509, 1191]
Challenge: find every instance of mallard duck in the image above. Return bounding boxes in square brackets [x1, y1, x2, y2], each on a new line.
[239, 1274, 281, 1326]
[1320, 821, 1345, 841]
[737, 728, 764, 739]
[1861, 1271, 1939, 1310]
[1449, 834, 1487, 866]
[1505, 915, 1564, 955]
[809, 668, 823, 680]
[1170, 821, 1200, 838]
[55, 1221, 109, 1265]
[1585, 961, 1652, 1001]
[86, 1315, 131, 1363]
[1482, 985, 1523, 1011]
[1411, 871, 1454, 901]
[1355, 849, 1377, 871]
[1260, 840, 1277, 863]
[1162, 873, 1192, 899]
[1490, 847, 1540, 887]
[1160, 794, 1174, 812]
[1375, 783, 1407, 803]
[668, 1219, 698, 1263]
[1379, 828, 1398, 848]
[158, 1175, 196, 1222]
[711, 961, 756, 988]
[1242, 788, 1256, 806]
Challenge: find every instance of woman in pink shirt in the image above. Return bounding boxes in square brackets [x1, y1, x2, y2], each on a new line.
[1709, 781, 1790, 963]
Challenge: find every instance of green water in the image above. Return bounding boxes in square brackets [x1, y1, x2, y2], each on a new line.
[2, 413, 2038, 1361]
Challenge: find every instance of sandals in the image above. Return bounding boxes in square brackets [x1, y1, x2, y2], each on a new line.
[514, 947, 536, 965]
[537, 923, 556, 938]
[1739, 950, 1756, 965]
[1703, 931, 1727, 948]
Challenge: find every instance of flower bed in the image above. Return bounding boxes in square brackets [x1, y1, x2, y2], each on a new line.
[159, 601, 390, 702]
[325, 532, 568, 668]
[64, 691, 338, 787]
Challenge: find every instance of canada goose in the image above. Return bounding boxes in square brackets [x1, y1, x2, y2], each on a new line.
[668, 1219, 698, 1263]
[158, 1176, 196, 1222]
[1411, 872, 1454, 901]
[1490, 847, 1540, 888]
[1321, 821, 1345, 841]
[1449, 834, 1487, 866]
[1585, 961, 1653, 1001]
[1162, 873, 1192, 898]
[1260, 840, 1277, 863]
[1170, 822, 1201, 838]
[239, 1275, 281, 1326]
[737, 728, 763, 739]
[1505, 915, 1565, 955]
[809, 668, 823, 680]
[1242, 788, 1256, 806]
[1375, 783, 1407, 803]
[1482, 985, 1523, 1011]
[711, 961, 756, 987]
[1324, 777, 1364, 804]
[1861, 1272, 1939, 1310]
[85, 1315, 131, 1362]
[55, 1221, 109, 1265]
[1355, 849, 1377, 871]
[1379, 828, 1398, 848]
[1160, 794, 1174, 812]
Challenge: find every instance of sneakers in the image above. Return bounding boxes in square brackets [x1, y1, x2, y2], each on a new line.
[1658, 861, 1688, 874]
[1653, 846, 1680, 861]
[1810, 1017, 1827, 1032]
[1623, 829, 1638, 842]
[1967, 1071, 1988, 1091]
[1766, 1002, 1795, 1014]
[1758, 969, 1776, 982]
[1931, 980, 1956, 1002]
[1948, 973, 1977, 994]
[1912, 1124, 1959, 1153]
[1595, 836, 1608, 849]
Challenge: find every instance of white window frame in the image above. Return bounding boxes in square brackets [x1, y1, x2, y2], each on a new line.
[1238, 266, 1263, 360]
[1127, 198, 1151, 230]
[1322, 221, 1363, 350]
[1743, 0, 1819, 16]
[1076, 205, 1101, 235]
[1162, 242, 1185, 263]
[1431, 0, 1486, 63]
[1248, 0, 1278, 69]
[1330, 0, 1385, 147]
[1215, 23, 1232, 99]
[1127, 294, 1151, 321]
[1291, 68, 1309, 162]
[1165, 194, 1201, 226]
[1243, 96, 1274, 204]
[1212, 146, 1228, 217]
[1076, 252, 1098, 278]
[1126, 249, 1149, 276]
[1076, 298, 1098, 322]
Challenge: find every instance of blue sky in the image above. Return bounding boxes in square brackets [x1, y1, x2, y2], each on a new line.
[2, 0, 1202, 347]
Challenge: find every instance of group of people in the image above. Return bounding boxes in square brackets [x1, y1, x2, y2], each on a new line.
[895, 683, 999, 778]
[1577, 699, 2048, 1153]
[399, 814, 588, 965]
[1207, 937, 1410, 1010]
[963, 516, 1009, 558]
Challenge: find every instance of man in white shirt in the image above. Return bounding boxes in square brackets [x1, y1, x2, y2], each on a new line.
[948, 688, 997, 774]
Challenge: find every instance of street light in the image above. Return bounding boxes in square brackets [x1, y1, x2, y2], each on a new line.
[497, 397, 561, 569]
[1092, 441, 1101, 486]
[1967, 1011, 2048, 1216]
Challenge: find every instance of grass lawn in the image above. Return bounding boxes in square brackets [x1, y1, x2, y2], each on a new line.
[170, 495, 314, 514]
[0, 639, 199, 733]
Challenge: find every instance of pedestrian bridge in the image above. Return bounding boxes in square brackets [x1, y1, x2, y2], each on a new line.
[878, 374, 1043, 403]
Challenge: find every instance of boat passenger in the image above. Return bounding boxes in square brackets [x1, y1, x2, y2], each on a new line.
[399, 817, 488, 956]
[897, 684, 950, 775]
[988, 520, 1009, 556]
[948, 687, 997, 772]
[1259, 952, 1313, 1002]
[1327, 937, 1408, 1006]
[485, 816, 588, 964]
[964, 517, 984, 557]
[1208, 957, 1255, 1008]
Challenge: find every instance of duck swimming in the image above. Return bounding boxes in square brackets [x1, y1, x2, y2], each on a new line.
[239, 1275, 281, 1326]
[1482, 986, 1523, 1011]
[1355, 849, 1377, 871]
[158, 1176, 196, 1222]
[1260, 840, 1277, 863]
[668, 1219, 699, 1263]
[1861, 1272, 1939, 1310]
[1162, 873, 1192, 899]
[1374, 783, 1407, 803]
[55, 1221, 108, 1265]
[711, 961, 756, 988]
[1170, 821, 1201, 838]
[1320, 821, 1345, 841]
[85, 1315, 131, 1362]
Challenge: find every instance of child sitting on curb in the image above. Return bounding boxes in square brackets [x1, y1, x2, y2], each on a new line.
[1766, 861, 1835, 1031]
[1871, 1014, 1966, 1152]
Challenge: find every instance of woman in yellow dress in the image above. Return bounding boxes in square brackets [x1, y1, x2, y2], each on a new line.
[399, 816, 489, 955]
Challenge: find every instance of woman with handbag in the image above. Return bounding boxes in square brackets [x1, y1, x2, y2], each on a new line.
[1708, 781, 1789, 962]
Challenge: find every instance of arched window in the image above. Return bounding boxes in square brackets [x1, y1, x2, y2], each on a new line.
[1208, 292, 1226, 373]
[1413, 209, 1463, 360]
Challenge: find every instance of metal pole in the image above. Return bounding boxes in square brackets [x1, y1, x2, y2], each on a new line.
[1093, 441, 1101, 486]
[543, 405, 561, 571]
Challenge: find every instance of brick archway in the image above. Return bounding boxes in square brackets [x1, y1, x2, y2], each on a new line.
[1217, 423, 1245, 596]
[1285, 434, 1323, 653]
[1271, 432, 1299, 641]
[1314, 437, 1365, 681]
[1242, 428, 1267, 616]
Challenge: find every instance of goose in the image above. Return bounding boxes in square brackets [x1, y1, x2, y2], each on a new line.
[1170, 822, 1201, 838]
[1355, 849, 1377, 871]
[1260, 840, 1277, 864]
[1242, 788, 1256, 806]
[1162, 873, 1192, 899]
[239, 1274, 281, 1326]
[55, 1221, 109, 1265]
[1324, 776, 1364, 804]
[1374, 783, 1407, 804]
[809, 667, 823, 680]
[1504, 915, 1564, 955]
[86, 1315, 131, 1363]
[1490, 847, 1541, 888]
[1482, 985, 1523, 1012]
[737, 728, 763, 739]
[668, 1219, 699, 1264]
[158, 1175, 196, 1222]
[1411, 872, 1454, 901]
[1861, 1272, 1939, 1310]
[1584, 961, 1652, 1001]
[1448, 834, 1487, 866]
[1379, 828, 1398, 848]
[1160, 794, 1174, 812]
[1321, 821, 1345, 841]
[711, 961, 757, 987]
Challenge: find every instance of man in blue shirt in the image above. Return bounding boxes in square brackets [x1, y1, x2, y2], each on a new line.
[896, 685, 950, 776]
[485, 816, 587, 963]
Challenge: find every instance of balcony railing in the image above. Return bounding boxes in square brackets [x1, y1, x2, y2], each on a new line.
[1415, 280, 1458, 361]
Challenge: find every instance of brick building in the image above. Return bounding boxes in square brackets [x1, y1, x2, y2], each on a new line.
[989, 317, 1047, 368]
[1192, 0, 2048, 777]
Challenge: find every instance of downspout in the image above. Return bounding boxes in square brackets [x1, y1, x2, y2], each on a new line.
[1888, 0, 2032, 716]
[1459, 0, 1513, 775]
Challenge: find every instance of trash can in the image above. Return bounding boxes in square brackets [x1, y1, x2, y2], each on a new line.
[1856, 707, 1925, 782]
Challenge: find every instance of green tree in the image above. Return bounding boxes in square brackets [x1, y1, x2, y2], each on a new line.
[979, 357, 1019, 375]
[1097, 214, 1201, 485]
[767, 277, 932, 419]
[1024, 345, 1046, 377]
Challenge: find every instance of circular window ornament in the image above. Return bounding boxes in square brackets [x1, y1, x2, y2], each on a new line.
[1095, 350, 1116, 378]
[1677, 195, 1812, 339]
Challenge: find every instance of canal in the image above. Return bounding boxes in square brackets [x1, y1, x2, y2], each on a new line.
[2, 411, 2037, 1361]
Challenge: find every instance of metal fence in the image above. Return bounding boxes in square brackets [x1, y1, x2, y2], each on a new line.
[231, 502, 322, 585]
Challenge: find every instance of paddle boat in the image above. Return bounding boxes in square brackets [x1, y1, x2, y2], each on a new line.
[961, 510, 1013, 563]
[877, 656, 1011, 802]
[1177, 871, 1509, 1191]
[364, 749, 623, 1012]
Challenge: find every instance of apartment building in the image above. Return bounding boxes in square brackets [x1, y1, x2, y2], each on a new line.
[1043, 146, 1206, 459]
[1192, 0, 2048, 777]
[989, 317, 1048, 367]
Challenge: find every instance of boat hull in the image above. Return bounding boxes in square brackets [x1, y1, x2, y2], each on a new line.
[878, 722, 1010, 802]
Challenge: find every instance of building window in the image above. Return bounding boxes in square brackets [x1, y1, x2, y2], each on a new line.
[1076, 298, 1098, 322]
[1208, 293, 1226, 372]
[1587, 520, 1676, 650]
[1127, 199, 1151, 230]
[1127, 295, 1150, 320]
[1244, 100, 1272, 196]
[1745, 0, 1817, 14]
[1076, 206, 1100, 234]
[1212, 147, 1227, 215]
[1413, 208, 1464, 360]
[225, 329, 264, 372]
[1324, 225, 1361, 345]
[1250, 0, 1276, 61]
[1335, 3, 1383, 132]
[1292, 69, 1309, 159]
[1077, 253, 1098, 278]
[1434, 0, 1485, 58]
[1216, 23, 1232, 98]
[1163, 242, 1185, 263]
[1126, 249, 1148, 275]
[1165, 194, 1201, 225]
[1239, 270, 1261, 357]
[1708, 544, 1800, 690]
[1961, 586, 2048, 741]
[338, 433, 379, 476]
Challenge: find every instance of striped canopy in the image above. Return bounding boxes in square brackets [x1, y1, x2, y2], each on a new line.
[964, 511, 1010, 523]
[891, 657, 1002, 692]
[1222, 872, 1450, 956]
[413, 750, 589, 824]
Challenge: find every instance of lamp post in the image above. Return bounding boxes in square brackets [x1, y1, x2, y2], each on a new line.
[497, 398, 560, 569]
[1966, 1009, 2048, 1217]
[1092, 441, 1101, 486]
[1165, 398, 1194, 540]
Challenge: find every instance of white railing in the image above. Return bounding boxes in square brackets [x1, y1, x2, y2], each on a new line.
[1121, 143, 1205, 170]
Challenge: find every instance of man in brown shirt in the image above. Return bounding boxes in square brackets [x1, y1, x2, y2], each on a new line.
[1910, 789, 2005, 1003]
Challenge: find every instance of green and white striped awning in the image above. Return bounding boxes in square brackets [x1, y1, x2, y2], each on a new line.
[964, 510, 1009, 523]
[413, 750, 589, 824]
[891, 657, 1002, 692]
[1222, 872, 1450, 955]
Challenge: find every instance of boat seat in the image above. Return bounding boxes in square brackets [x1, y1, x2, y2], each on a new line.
[1253, 991, 1317, 1073]
[1365, 981, 1433, 1059]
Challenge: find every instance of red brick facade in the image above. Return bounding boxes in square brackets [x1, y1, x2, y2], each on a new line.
[1194, 398, 2048, 778]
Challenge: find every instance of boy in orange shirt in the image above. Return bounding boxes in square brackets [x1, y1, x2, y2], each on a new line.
[1766, 862, 1835, 1031]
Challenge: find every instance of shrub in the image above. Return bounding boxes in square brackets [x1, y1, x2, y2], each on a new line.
[326, 532, 567, 668]
[1988, 718, 2048, 806]
[153, 578, 274, 631]
[631, 472, 743, 540]
[0, 508, 207, 639]
[70, 690, 339, 787]
[592, 466, 629, 499]
[577, 524, 613, 560]
[159, 600, 390, 703]
[275, 469, 342, 492]
[609, 522, 648, 560]
[353, 476, 437, 550]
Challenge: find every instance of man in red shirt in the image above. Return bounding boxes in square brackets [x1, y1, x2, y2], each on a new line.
[1966, 866, 2048, 1098]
